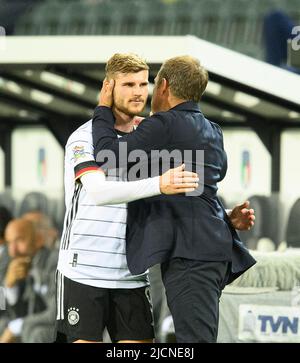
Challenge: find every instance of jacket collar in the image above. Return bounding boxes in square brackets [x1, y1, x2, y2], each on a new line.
[170, 101, 201, 113]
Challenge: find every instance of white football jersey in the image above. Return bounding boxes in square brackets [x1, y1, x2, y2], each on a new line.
[57, 120, 149, 289]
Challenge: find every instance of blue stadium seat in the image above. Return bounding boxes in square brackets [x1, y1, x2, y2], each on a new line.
[48, 198, 65, 233]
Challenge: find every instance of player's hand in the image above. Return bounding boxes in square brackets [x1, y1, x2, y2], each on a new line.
[228, 201, 255, 230]
[4, 257, 31, 288]
[98, 78, 114, 108]
[159, 164, 199, 195]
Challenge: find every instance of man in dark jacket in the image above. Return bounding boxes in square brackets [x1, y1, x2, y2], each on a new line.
[92, 55, 256, 342]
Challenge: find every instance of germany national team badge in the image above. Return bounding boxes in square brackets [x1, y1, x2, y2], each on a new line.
[68, 307, 80, 325]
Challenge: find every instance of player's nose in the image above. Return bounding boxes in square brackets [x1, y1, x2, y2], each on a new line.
[133, 86, 143, 96]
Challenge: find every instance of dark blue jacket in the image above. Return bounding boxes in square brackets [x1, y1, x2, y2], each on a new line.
[92, 102, 256, 284]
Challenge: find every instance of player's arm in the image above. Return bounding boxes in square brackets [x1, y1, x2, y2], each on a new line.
[80, 164, 198, 206]
[67, 141, 198, 206]
[93, 107, 167, 169]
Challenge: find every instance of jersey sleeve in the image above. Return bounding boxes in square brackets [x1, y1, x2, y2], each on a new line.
[66, 139, 103, 182]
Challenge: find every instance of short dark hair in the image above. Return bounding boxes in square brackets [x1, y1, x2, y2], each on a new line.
[156, 55, 208, 102]
[0, 206, 12, 240]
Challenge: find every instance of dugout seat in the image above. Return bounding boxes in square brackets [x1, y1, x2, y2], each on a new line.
[285, 198, 300, 248]
[18, 192, 49, 217]
[239, 195, 279, 250]
[0, 192, 15, 217]
[49, 198, 66, 234]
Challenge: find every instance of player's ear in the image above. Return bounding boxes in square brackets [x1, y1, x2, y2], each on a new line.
[161, 78, 169, 94]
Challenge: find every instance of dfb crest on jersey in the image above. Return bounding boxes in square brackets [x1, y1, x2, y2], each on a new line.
[68, 307, 80, 325]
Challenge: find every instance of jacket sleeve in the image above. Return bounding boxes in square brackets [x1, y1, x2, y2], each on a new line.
[92, 106, 169, 168]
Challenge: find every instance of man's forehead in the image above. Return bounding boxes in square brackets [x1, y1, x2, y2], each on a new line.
[6, 228, 26, 238]
[6, 221, 33, 237]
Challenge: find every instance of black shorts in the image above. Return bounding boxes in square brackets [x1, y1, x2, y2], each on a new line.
[56, 276, 154, 342]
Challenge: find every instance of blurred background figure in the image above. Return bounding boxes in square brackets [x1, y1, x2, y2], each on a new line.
[263, 9, 300, 73]
[0, 0, 40, 35]
[22, 211, 59, 250]
[0, 206, 12, 284]
[0, 218, 57, 343]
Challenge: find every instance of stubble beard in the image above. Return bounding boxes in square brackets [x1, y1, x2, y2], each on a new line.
[114, 99, 146, 118]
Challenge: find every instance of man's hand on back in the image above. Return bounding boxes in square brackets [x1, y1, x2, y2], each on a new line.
[160, 164, 199, 195]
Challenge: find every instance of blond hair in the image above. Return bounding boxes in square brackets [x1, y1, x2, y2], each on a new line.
[156, 55, 208, 102]
[105, 53, 149, 78]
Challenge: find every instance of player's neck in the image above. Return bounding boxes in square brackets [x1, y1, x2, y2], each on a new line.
[113, 107, 135, 133]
